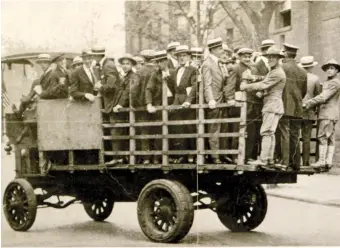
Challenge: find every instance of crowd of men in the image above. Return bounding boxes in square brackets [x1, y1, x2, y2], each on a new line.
[16, 37, 340, 171]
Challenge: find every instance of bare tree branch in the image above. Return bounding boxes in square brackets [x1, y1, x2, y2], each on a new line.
[239, 1, 261, 23]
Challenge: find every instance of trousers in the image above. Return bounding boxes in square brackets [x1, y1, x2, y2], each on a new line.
[301, 119, 314, 166]
[318, 119, 337, 146]
[278, 116, 302, 169]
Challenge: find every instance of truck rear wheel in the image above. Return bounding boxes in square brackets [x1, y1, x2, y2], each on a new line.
[137, 179, 194, 243]
[216, 184, 267, 232]
[3, 179, 37, 231]
[83, 191, 114, 222]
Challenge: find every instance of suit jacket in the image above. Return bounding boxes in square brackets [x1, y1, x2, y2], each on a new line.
[168, 58, 175, 70]
[94, 58, 121, 113]
[168, 65, 197, 105]
[69, 66, 95, 100]
[117, 70, 141, 108]
[281, 58, 307, 118]
[302, 72, 321, 120]
[244, 66, 286, 114]
[145, 69, 168, 106]
[202, 56, 224, 104]
[40, 67, 68, 99]
[307, 77, 340, 120]
[226, 62, 261, 103]
[137, 63, 156, 106]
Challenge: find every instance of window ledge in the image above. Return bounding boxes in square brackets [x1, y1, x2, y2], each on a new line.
[271, 25, 292, 35]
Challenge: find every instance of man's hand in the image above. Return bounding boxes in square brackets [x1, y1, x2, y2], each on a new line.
[113, 105, 122, 113]
[240, 82, 247, 91]
[181, 101, 191, 108]
[33, 85, 42, 95]
[256, 92, 263, 98]
[147, 104, 157, 113]
[94, 81, 102, 91]
[84, 93, 95, 102]
[242, 69, 255, 81]
[303, 101, 313, 110]
[208, 100, 216, 109]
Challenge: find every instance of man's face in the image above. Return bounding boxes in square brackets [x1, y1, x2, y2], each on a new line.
[135, 59, 145, 71]
[226, 62, 235, 72]
[121, 59, 133, 73]
[39, 61, 51, 71]
[267, 55, 280, 68]
[239, 53, 252, 66]
[177, 53, 190, 65]
[57, 58, 67, 69]
[169, 50, 176, 58]
[191, 56, 202, 68]
[326, 65, 339, 78]
[158, 59, 168, 71]
[211, 46, 224, 59]
[83, 56, 92, 68]
[93, 54, 103, 63]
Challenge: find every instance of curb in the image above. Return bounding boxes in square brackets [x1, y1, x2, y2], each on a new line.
[267, 192, 340, 208]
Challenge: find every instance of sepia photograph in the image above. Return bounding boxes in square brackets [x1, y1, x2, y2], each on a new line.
[1, 0, 340, 246]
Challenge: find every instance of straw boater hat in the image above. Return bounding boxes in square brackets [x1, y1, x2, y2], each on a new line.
[133, 55, 145, 64]
[298, 56, 318, 68]
[152, 50, 168, 62]
[190, 47, 204, 57]
[139, 49, 155, 60]
[118, 53, 137, 65]
[207, 37, 223, 50]
[321, 59, 340, 72]
[51, 54, 65, 63]
[263, 46, 285, 58]
[91, 46, 106, 55]
[81, 49, 92, 58]
[261, 39, 275, 49]
[237, 48, 254, 56]
[167, 41, 180, 51]
[71, 56, 83, 66]
[36, 53, 52, 63]
[174, 45, 191, 56]
[282, 43, 299, 54]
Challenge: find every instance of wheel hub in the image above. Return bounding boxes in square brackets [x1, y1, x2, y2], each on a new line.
[157, 205, 173, 222]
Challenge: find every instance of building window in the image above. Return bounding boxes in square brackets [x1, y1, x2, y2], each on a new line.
[281, 10, 291, 27]
[227, 28, 234, 41]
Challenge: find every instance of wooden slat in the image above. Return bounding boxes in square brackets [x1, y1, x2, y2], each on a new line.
[162, 78, 169, 167]
[68, 150, 75, 171]
[104, 149, 239, 156]
[102, 133, 241, 140]
[237, 96, 247, 166]
[102, 118, 242, 128]
[197, 77, 205, 166]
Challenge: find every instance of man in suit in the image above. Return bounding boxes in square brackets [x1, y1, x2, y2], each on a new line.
[167, 41, 180, 69]
[71, 56, 83, 72]
[135, 49, 156, 164]
[145, 50, 172, 164]
[70, 50, 97, 102]
[133, 55, 145, 72]
[304, 59, 340, 170]
[168, 45, 198, 164]
[279, 43, 307, 170]
[105, 54, 140, 166]
[298, 56, 320, 166]
[90, 46, 121, 114]
[241, 46, 286, 166]
[227, 48, 264, 163]
[201, 38, 226, 164]
[36, 54, 69, 99]
[190, 47, 204, 70]
[14, 54, 53, 114]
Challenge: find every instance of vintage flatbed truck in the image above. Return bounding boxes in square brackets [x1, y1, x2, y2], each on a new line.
[2, 53, 317, 243]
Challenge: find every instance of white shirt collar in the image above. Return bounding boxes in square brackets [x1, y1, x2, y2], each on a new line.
[83, 64, 94, 82]
[99, 56, 106, 67]
[210, 54, 219, 64]
[178, 61, 190, 68]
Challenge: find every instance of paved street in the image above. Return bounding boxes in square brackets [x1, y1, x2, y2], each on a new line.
[2, 152, 340, 246]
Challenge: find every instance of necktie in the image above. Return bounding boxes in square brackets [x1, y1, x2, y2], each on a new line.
[90, 69, 96, 84]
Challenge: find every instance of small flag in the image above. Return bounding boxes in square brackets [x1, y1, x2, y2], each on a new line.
[2, 80, 10, 108]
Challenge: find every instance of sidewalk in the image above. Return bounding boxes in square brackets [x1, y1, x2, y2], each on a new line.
[265, 172, 340, 208]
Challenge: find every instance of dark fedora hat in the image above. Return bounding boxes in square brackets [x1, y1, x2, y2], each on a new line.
[51, 54, 66, 63]
[118, 53, 137, 66]
[321, 59, 340, 72]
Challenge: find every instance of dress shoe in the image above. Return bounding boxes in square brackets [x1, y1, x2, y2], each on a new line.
[222, 156, 233, 164]
[105, 158, 123, 166]
[248, 159, 268, 166]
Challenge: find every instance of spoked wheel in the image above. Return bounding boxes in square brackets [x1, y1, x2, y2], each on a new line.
[137, 179, 194, 243]
[216, 184, 267, 232]
[3, 179, 37, 231]
[83, 191, 114, 222]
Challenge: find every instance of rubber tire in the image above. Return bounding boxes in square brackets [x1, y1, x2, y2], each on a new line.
[216, 184, 267, 232]
[137, 179, 194, 243]
[83, 194, 114, 222]
[3, 179, 37, 231]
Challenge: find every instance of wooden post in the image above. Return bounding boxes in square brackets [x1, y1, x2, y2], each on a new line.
[237, 92, 247, 166]
[68, 150, 74, 172]
[38, 151, 44, 174]
[129, 80, 136, 166]
[162, 77, 169, 166]
[197, 77, 205, 166]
